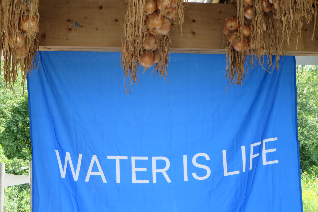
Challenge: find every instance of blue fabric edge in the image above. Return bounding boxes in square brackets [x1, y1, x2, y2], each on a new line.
[27, 52, 40, 211]
[293, 57, 303, 212]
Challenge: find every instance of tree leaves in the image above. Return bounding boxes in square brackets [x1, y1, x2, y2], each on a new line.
[297, 65, 318, 174]
[0, 62, 30, 211]
[0, 96, 31, 160]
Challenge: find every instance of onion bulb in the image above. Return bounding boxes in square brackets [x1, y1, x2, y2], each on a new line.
[139, 51, 155, 68]
[225, 16, 240, 31]
[157, 0, 165, 11]
[143, 34, 158, 50]
[262, 0, 273, 13]
[20, 15, 39, 34]
[9, 34, 26, 48]
[16, 45, 28, 59]
[243, 0, 253, 5]
[272, 10, 279, 19]
[227, 32, 236, 43]
[272, 0, 285, 9]
[232, 39, 249, 52]
[273, 1, 278, 9]
[157, 18, 171, 35]
[157, 0, 174, 10]
[162, 7, 177, 19]
[223, 26, 228, 35]
[144, 0, 157, 15]
[146, 12, 164, 29]
[244, 6, 254, 20]
[240, 24, 251, 37]
[141, 25, 147, 33]
[171, 0, 178, 8]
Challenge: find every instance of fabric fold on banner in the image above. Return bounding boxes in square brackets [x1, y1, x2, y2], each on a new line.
[28, 52, 301, 212]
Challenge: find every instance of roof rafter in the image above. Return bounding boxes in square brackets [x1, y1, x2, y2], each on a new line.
[38, 0, 318, 56]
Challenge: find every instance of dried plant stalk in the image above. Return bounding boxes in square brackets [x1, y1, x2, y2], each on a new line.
[225, 0, 317, 86]
[0, 0, 40, 89]
[121, 0, 146, 92]
[122, 0, 185, 94]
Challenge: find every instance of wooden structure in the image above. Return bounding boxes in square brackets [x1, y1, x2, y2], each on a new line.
[39, 0, 318, 56]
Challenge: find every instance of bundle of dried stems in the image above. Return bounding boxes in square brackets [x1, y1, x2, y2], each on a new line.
[121, 0, 185, 93]
[0, 0, 39, 89]
[223, 0, 317, 85]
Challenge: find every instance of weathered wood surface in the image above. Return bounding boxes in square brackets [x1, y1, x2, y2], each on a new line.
[38, 0, 318, 56]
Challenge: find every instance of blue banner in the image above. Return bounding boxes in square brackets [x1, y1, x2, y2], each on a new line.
[28, 52, 302, 212]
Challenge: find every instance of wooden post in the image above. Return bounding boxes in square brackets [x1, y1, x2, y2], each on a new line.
[0, 163, 5, 212]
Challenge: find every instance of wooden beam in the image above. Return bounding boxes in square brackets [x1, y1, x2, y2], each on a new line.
[38, 0, 318, 56]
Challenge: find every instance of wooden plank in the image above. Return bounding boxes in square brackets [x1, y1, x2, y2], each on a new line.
[38, 0, 128, 51]
[38, 0, 318, 56]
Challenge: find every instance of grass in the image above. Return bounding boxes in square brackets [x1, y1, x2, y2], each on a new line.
[302, 172, 318, 212]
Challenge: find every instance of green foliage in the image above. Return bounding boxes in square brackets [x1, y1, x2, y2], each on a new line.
[297, 65, 318, 175]
[297, 65, 318, 211]
[302, 172, 318, 212]
[0, 144, 30, 212]
[0, 96, 31, 160]
[4, 185, 30, 212]
[0, 62, 31, 160]
[0, 64, 31, 211]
